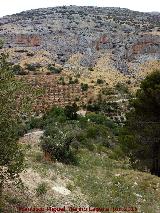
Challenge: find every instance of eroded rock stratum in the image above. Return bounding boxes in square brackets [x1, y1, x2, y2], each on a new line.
[0, 6, 159, 74]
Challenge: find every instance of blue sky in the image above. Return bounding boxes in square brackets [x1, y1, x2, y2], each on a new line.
[0, 0, 160, 17]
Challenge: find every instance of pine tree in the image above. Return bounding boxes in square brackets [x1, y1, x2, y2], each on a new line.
[119, 70, 160, 176]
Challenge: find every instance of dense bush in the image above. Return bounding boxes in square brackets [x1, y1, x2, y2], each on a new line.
[31, 104, 80, 129]
[41, 123, 79, 164]
[64, 104, 79, 120]
[97, 79, 104, 84]
[81, 83, 89, 91]
[26, 116, 44, 130]
[48, 64, 63, 74]
[68, 77, 79, 84]
[86, 113, 117, 129]
[86, 101, 119, 114]
[100, 102, 119, 113]
[26, 63, 41, 71]
[12, 64, 26, 75]
[86, 102, 100, 112]
[115, 82, 129, 94]
[41, 117, 114, 163]
[44, 104, 80, 123]
[27, 104, 118, 164]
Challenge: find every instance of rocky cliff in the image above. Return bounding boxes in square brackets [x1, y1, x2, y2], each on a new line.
[0, 6, 159, 75]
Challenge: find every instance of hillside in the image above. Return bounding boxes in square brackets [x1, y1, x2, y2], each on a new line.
[0, 6, 160, 79]
[4, 129, 160, 213]
[1, 6, 160, 213]
[0, 6, 159, 114]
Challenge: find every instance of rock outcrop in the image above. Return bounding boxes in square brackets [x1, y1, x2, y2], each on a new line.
[16, 34, 41, 47]
[0, 6, 159, 75]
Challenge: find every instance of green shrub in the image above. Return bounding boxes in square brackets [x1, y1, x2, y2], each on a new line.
[81, 83, 89, 91]
[100, 101, 119, 114]
[68, 77, 79, 84]
[102, 87, 115, 95]
[74, 78, 79, 84]
[86, 126, 97, 138]
[43, 106, 67, 125]
[88, 67, 94, 71]
[86, 113, 116, 129]
[48, 64, 62, 74]
[84, 140, 95, 151]
[97, 79, 104, 84]
[86, 102, 100, 112]
[115, 82, 129, 93]
[26, 63, 41, 71]
[58, 76, 65, 85]
[78, 116, 88, 128]
[17, 123, 28, 136]
[66, 182, 75, 191]
[64, 103, 79, 120]
[34, 152, 43, 162]
[39, 106, 117, 161]
[76, 132, 86, 143]
[12, 64, 26, 75]
[27, 117, 44, 130]
[6, 195, 23, 205]
[108, 145, 125, 160]
[41, 123, 79, 164]
[36, 182, 48, 196]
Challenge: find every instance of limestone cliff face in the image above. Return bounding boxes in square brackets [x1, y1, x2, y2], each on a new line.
[0, 6, 160, 75]
[131, 35, 160, 55]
